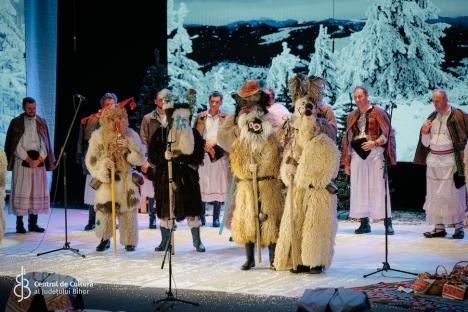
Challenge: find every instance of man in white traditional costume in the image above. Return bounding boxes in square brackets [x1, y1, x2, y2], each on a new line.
[5, 97, 56, 234]
[415, 90, 467, 239]
[86, 105, 145, 251]
[194, 91, 230, 227]
[341, 87, 396, 235]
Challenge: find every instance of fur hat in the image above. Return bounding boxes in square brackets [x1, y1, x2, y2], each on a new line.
[232, 80, 269, 117]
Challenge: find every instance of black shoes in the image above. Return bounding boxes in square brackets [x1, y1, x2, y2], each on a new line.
[16, 216, 27, 234]
[84, 205, 96, 231]
[452, 228, 464, 239]
[96, 239, 110, 251]
[241, 242, 255, 270]
[125, 245, 136, 252]
[309, 266, 324, 274]
[28, 214, 45, 233]
[155, 227, 170, 252]
[423, 229, 447, 238]
[268, 244, 276, 270]
[355, 217, 371, 234]
[191, 227, 206, 252]
[290, 265, 310, 274]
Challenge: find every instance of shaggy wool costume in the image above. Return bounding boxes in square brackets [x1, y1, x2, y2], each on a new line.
[85, 106, 145, 248]
[275, 114, 340, 271]
[230, 110, 283, 250]
[0, 150, 7, 242]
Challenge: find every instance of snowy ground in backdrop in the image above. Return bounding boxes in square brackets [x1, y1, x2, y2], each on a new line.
[1, 208, 467, 298]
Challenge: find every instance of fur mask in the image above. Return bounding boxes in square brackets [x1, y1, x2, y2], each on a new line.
[238, 110, 273, 153]
[166, 106, 194, 156]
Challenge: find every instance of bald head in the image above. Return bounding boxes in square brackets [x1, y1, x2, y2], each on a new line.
[432, 90, 449, 113]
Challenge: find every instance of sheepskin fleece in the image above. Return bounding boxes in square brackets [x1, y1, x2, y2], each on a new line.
[86, 128, 144, 245]
[230, 135, 283, 247]
[274, 116, 340, 270]
[464, 144, 468, 226]
[0, 150, 7, 242]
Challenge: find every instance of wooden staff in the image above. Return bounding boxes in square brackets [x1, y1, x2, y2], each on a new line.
[289, 171, 297, 271]
[250, 156, 262, 263]
[111, 156, 117, 254]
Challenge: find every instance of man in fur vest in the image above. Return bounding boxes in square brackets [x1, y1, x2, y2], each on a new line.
[341, 86, 396, 235]
[148, 93, 206, 252]
[0, 150, 7, 243]
[85, 105, 145, 252]
[229, 80, 283, 270]
[194, 91, 230, 227]
[415, 90, 467, 239]
[274, 75, 340, 274]
[5, 97, 56, 234]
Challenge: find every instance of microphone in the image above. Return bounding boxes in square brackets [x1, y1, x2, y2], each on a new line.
[74, 94, 87, 101]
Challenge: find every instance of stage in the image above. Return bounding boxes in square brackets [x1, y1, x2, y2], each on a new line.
[0, 208, 466, 301]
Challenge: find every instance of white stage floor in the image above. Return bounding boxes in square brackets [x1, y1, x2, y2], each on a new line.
[1, 208, 467, 298]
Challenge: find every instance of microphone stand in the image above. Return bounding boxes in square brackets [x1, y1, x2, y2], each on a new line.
[363, 101, 415, 278]
[37, 95, 85, 258]
[154, 110, 199, 310]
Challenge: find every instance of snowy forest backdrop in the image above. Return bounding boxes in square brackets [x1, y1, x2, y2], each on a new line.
[166, 0, 468, 162]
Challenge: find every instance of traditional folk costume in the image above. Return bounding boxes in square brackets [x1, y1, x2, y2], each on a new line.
[194, 110, 230, 227]
[415, 106, 467, 239]
[5, 112, 55, 233]
[275, 75, 340, 274]
[148, 102, 206, 252]
[140, 109, 167, 229]
[229, 81, 283, 270]
[85, 105, 145, 252]
[0, 150, 7, 242]
[341, 104, 396, 234]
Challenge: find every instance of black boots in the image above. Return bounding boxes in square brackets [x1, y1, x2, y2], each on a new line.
[384, 218, 394, 235]
[155, 227, 170, 251]
[28, 214, 45, 233]
[191, 227, 206, 252]
[84, 205, 96, 231]
[241, 242, 255, 270]
[212, 201, 221, 227]
[96, 239, 110, 251]
[125, 245, 136, 251]
[16, 216, 26, 233]
[355, 217, 371, 234]
[268, 243, 276, 270]
[452, 228, 465, 239]
[148, 198, 157, 229]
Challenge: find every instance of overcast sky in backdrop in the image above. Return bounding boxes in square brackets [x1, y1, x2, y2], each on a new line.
[176, 0, 468, 25]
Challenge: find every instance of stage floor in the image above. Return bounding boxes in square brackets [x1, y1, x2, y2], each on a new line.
[0, 208, 467, 298]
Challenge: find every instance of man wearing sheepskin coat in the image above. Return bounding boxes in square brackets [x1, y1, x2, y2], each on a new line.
[274, 75, 340, 274]
[148, 97, 206, 253]
[229, 80, 283, 270]
[0, 150, 7, 243]
[85, 105, 145, 252]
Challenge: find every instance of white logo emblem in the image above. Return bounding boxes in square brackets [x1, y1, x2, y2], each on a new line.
[14, 266, 31, 302]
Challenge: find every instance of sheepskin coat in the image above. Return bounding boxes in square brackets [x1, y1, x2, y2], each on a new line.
[85, 128, 145, 214]
[148, 127, 204, 221]
[274, 114, 340, 270]
[0, 150, 7, 242]
[230, 112, 283, 247]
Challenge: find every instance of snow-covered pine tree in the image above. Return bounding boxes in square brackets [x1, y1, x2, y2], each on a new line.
[0, 0, 26, 146]
[266, 42, 300, 105]
[167, 0, 203, 108]
[308, 25, 339, 106]
[339, 0, 450, 99]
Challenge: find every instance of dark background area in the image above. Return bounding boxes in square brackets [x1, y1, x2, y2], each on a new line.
[51, 0, 428, 212]
[52, 0, 166, 207]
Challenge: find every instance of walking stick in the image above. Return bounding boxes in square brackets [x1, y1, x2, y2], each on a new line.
[110, 158, 117, 255]
[250, 156, 262, 263]
[288, 171, 297, 271]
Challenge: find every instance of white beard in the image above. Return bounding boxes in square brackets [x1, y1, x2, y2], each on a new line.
[237, 110, 273, 153]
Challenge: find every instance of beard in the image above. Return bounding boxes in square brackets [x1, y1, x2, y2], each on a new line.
[238, 110, 273, 153]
